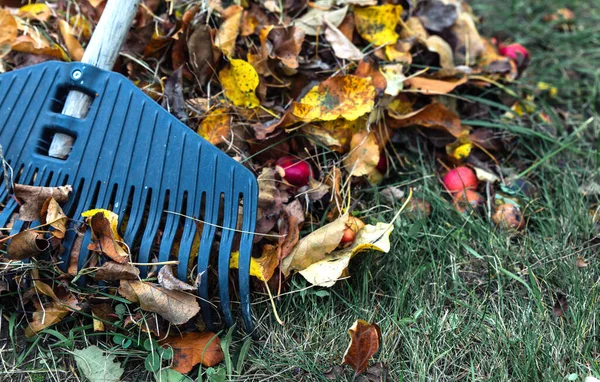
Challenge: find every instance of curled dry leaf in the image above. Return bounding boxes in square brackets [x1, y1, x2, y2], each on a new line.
[324, 18, 363, 61]
[355, 59, 387, 93]
[344, 130, 380, 177]
[294, 75, 376, 121]
[219, 58, 260, 108]
[94, 261, 140, 281]
[298, 222, 393, 286]
[87, 212, 129, 264]
[214, 5, 243, 57]
[33, 280, 80, 310]
[158, 265, 195, 291]
[41, 198, 68, 239]
[7, 230, 49, 260]
[426, 35, 454, 69]
[342, 319, 382, 376]
[58, 19, 84, 61]
[14, 184, 72, 221]
[387, 102, 467, 138]
[230, 244, 279, 281]
[294, 0, 348, 36]
[25, 300, 70, 337]
[197, 108, 231, 145]
[118, 280, 200, 325]
[268, 26, 305, 69]
[354, 4, 403, 46]
[160, 332, 224, 374]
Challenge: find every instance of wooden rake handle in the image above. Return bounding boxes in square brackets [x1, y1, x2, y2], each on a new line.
[48, 0, 141, 159]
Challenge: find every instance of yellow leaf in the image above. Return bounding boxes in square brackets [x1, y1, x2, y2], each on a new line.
[59, 19, 84, 61]
[301, 118, 362, 152]
[82, 209, 122, 242]
[11, 35, 69, 61]
[354, 4, 403, 47]
[380, 63, 405, 96]
[294, 75, 375, 121]
[18, 4, 52, 22]
[298, 222, 393, 287]
[230, 244, 278, 282]
[446, 135, 472, 160]
[425, 35, 454, 69]
[219, 59, 260, 108]
[0, 9, 18, 49]
[197, 108, 231, 145]
[344, 130, 380, 177]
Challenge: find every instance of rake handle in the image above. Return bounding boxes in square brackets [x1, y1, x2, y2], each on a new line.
[48, 0, 141, 159]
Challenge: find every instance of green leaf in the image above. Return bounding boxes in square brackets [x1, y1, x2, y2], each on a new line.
[206, 367, 226, 382]
[159, 347, 174, 361]
[73, 345, 124, 382]
[114, 304, 126, 319]
[235, 337, 252, 374]
[154, 368, 193, 382]
[145, 353, 162, 372]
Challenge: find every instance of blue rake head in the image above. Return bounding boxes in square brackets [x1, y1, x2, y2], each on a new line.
[0, 61, 257, 332]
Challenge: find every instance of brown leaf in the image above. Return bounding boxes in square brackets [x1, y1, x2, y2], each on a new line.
[157, 265, 195, 291]
[344, 131, 380, 177]
[25, 300, 70, 337]
[553, 292, 568, 318]
[0, 9, 18, 51]
[11, 35, 68, 60]
[91, 303, 115, 332]
[14, 184, 72, 221]
[425, 35, 454, 69]
[280, 214, 348, 275]
[342, 319, 382, 376]
[416, 0, 457, 32]
[324, 18, 363, 61]
[187, 23, 214, 84]
[160, 332, 224, 374]
[279, 200, 305, 260]
[7, 230, 49, 260]
[162, 66, 188, 122]
[268, 26, 305, 69]
[94, 261, 140, 281]
[215, 5, 243, 57]
[450, 13, 485, 66]
[356, 362, 390, 382]
[34, 280, 81, 310]
[404, 75, 467, 95]
[387, 102, 467, 138]
[87, 212, 129, 264]
[41, 198, 68, 239]
[355, 59, 386, 93]
[575, 256, 588, 268]
[58, 19, 84, 61]
[118, 280, 200, 325]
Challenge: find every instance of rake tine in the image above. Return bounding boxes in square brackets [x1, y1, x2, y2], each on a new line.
[238, 189, 256, 332]
[198, 191, 220, 331]
[218, 173, 238, 327]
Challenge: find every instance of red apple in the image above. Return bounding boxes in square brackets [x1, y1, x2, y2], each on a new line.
[275, 156, 312, 187]
[453, 190, 484, 213]
[442, 167, 478, 194]
[492, 203, 525, 231]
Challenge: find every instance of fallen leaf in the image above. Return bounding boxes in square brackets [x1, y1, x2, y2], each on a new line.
[94, 261, 140, 281]
[215, 5, 243, 57]
[73, 345, 124, 382]
[18, 3, 52, 22]
[219, 58, 260, 108]
[158, 265, 195, 291]
[553, 292, 568, 318]
[160, 332, 224, 374]
[25, 300, 70, 337]
[295, 1, 348, 36]
[298, 222, 393, 286]
[154, 369, 193, 382]
[197, 108, 231, 145]
[230, 244, 279, 282]
[187, 23, 214, 84]
[324, 18, 363, 61]
[11, 35, 69, 60]
[450, 12, 485, 66]
[380, 63, 406, 96]
[87, 212, 129, 264]
[301, 118, 361, 152]
[59, 19, 84, 61]
[41, 197, 68, 239]
[324, 365, 346, 380]
[268, 26, 305, 69]
[33, 280, 80, 310]
[281, 214, 348, 275]
[344, 130, 380, 177]
[387, 102, 467, 138]
[575, 256, 588, 268]
[404, 75, 467, 95]
[426, 35, 454, 69]
[0, 9, 18, 51]
[294, 75, 375, 121]
[446, 135, 472, 160]
[91, 303, 115, 332]
[14, 184, 72, 221]
[356, 362, 390, 382]
[118, 280, 200, 325]
[355, 59, 387, 93]
[354, 4, 403, 46]
[82, 208, 122, 241]
[162, 66, 188, 121]
[416, 0, 457, 33]
[342, 319, 382, 376]
[7, 230, 49, 260]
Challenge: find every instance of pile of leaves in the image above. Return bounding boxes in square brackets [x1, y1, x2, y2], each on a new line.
[0, 0, 567, 379]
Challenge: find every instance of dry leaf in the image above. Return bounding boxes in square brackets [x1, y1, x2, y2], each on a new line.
[387, 102, 467, 138]
[269, 26, 305, 69]
[11, 35, 69, 60]
[294, 75, 375, 121]
[18, 4, 52, 22]
[197, 108, 231, 145]
[0, 9, 18, 50]
[158, 265, 195, 291]
[575, 256, 588, 268]
[215, 5, 243, 57]
[354, 4, 403, 46]
[446, 135, 472, 160]
[118, 280, 200, 325]
[33, 280, 80, 310]
[187, 23, 214, 84]
[301, 118, 361, 152]
[295, 1, 348, 36]
[324, 18, 363, 61]
[7, 230, 49, 260]
[553, 292, 568, 318]
[451, 12, 485, 66]
[58, 19, 84, 61]
[280, 214, 348, 275]
[14, 184, 72, 221]
[416, 0, 457, 33]
[41, 198, 68, 239]
[82, 209, 122, 240]
[404, 75, 467, 95]
[87, 212, 129, 264]
[230, 244, 279, 282]
[25, 300, 70, 337]
[160, 332, 223, 374]
[355, 59, 387, 93]
[426, 35, 454, 69]
[344, 130, 380, 177]
[380, 63, 406, 96]
[219, 58, 260, 108]
[342, 319, 382, 376]
[298, 222, 393, 286]
[94, 261, 140, 281]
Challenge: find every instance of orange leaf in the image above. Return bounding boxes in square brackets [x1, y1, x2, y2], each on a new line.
[11, 35, 69, 60]
[0, 9, 18, 49]
[58, 19, 84, 61]
[160, 332, 224, 374]
[197, 108, 231, 145]
[25, 300, 70, 337]
[87, 212, 129, 264]
[387, 102, 468, 138]
[342, 319, 382, 376]
[404, 75, 467, 95]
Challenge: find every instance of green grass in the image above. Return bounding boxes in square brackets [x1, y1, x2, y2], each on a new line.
[2, 1, 600, 381]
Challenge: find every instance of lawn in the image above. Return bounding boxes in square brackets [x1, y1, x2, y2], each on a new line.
[1, 0, 600, 381]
